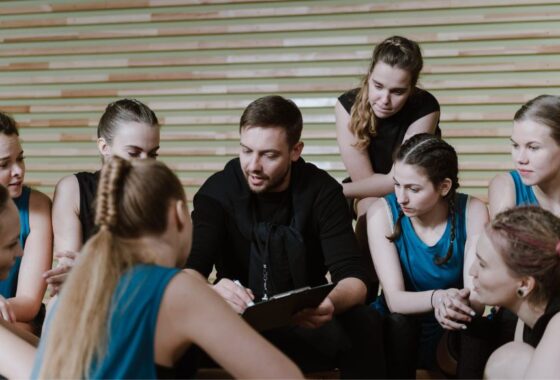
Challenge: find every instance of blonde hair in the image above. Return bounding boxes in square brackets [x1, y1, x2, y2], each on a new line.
[350, 36, 423, 149]
[38, 157, 185, 378]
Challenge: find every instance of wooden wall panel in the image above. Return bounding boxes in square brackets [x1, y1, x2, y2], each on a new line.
[0, 0, 558, 202]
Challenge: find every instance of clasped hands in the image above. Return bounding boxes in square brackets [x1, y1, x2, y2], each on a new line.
[433, 288, 476, 330]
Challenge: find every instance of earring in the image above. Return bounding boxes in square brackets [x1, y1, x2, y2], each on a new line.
[516, 288, 525, 298]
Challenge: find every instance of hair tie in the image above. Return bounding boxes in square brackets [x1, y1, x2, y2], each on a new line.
[556, 241, 560, 257]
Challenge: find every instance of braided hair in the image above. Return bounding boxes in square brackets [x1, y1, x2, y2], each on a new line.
[38, 157, 186, 378]
[387, 133, 460, 265]
[488, 206, 560, 305]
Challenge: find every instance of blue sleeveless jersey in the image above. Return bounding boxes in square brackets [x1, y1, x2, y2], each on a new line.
[32, 264, 180, 379]
[371, 192, 469, 369]
[0, 186, 31, 298]
[510, 170, 538, 206]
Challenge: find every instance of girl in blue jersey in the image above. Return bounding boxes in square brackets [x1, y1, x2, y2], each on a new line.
[366, 133, 488, 377]
[489, 95, 560, 218]
[32, 157, 302, 379]
[0, 113, 52, 334]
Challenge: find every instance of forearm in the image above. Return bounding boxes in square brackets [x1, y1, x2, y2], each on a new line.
[384, 289, 434, 315]
[9, 295, 42, 322]
[343, 173, 394, 199]
[329, 277, 366, 314]
[0, 321, 36, 379]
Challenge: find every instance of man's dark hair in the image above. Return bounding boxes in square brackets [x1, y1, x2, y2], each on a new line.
[239, 95, 303, 147]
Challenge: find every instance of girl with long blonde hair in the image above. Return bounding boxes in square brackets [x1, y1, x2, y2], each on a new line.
[32, 157, 303, 379]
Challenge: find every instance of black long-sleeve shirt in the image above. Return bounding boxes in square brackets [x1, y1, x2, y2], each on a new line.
[186, 157, 368, 290]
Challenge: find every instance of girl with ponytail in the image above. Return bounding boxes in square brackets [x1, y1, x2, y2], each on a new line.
[45, 99, 161, 295]
[472, 206, 560, 378]
[32, 157, 302, 379]
[366, 133, 488, 377]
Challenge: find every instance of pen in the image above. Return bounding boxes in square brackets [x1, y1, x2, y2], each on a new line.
[233, 280, 255, 307]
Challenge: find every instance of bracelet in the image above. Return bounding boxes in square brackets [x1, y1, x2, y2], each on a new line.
[430, 289, 437, 309]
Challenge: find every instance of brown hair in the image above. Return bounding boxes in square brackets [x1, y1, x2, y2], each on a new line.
[514, 95, 560, 145]
[38, 157, 186, 378]
[0, 111, 19, 137]
[240, 95, 302, 147]
[487, 206, 560, 305]
[387, 133, 459, 265]
[350, 36, 423, 149]
[0, 185, 9, 214]
[98, 98, 159, 144]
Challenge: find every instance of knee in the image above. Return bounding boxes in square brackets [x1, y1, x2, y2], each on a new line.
[484, 341, 533, 379]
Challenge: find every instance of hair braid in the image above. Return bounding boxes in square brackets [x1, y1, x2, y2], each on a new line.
[387, 210, 405, 242]
[435, 195, 456, 265]
[95, 157, 130, 229]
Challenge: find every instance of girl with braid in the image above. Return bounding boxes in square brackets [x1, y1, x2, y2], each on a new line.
[366, 133, 488, 377]
[32, 157, 303, 379]
[44, 99, 160, 294]
[471, 207, 560, 378]
[336, 36, 440, 298]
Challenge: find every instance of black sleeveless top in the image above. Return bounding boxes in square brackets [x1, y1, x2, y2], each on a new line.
[523, 295, 560, 347]
[338, 87, 440, 174]
[74, 171, 100, 243]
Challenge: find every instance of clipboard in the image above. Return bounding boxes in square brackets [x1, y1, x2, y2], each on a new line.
[242, 283, 335, 332]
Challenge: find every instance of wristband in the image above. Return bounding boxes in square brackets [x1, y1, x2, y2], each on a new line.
[430, 289, 437, 309]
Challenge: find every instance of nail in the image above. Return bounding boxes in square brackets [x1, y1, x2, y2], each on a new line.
[462, 325, 467, 330]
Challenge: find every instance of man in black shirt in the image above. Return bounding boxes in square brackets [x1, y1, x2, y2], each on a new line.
[185, 95, 385, 378]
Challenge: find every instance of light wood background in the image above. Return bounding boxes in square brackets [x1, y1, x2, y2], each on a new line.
[1, 0, 560, 202]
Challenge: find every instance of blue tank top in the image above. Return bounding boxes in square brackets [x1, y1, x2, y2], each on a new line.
[372, 192, 469, 314]
[372, 192, 469, 369]
[0, 186, 31, 298]
[32, 264, 180, 379]
[510, 170, 538, 206]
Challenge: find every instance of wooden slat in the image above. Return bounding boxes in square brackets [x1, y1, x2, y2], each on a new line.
[0, 0, 280, 16]
[4, 53, 560, 74]
[4, 10, 560, 43]
[0, 1, 555, 199]
[0, 1, 558, 26]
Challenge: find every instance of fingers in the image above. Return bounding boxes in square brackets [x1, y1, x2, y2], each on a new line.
[43, 265, 71, 281]
[448, 296, 475, 318]
[0, 298, 14, 323]
[213, 279, 254, 313]
[293, 299, 334, 329]
[45, 273, 68, 285]
[434, 290, 474, 330]
[54, 251, 77, 260]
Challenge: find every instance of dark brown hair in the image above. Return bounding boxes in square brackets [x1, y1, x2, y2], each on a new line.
[487, 206, 560, 305]
[98, 99, 159, 144]
[0, 112, 19, 137]
[514, 95, 560, 145]
[239, 95, 302, 147]
[387, 133, 460, 265]
[350, 36, 423, 148]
